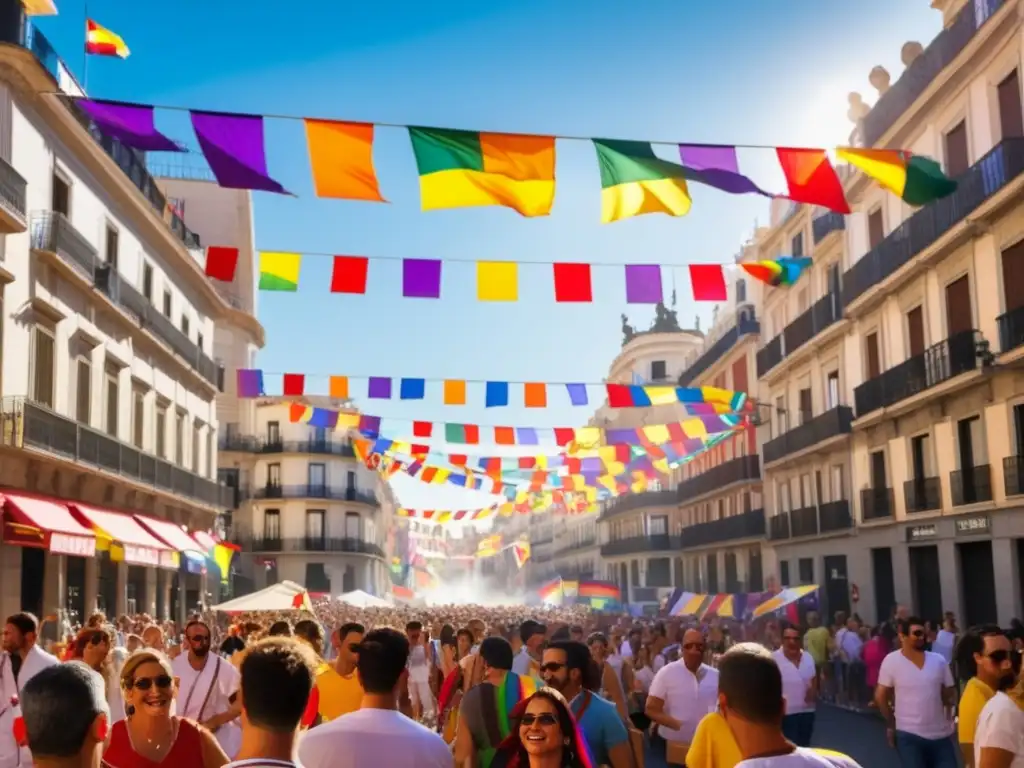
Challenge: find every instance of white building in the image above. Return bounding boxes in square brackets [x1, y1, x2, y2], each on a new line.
[0, 16, 245, 623]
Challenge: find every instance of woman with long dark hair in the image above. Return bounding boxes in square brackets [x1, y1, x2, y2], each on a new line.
[493, 688, 593, 768]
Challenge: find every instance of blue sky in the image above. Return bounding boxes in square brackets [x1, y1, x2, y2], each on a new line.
[38, 0, 940, 517]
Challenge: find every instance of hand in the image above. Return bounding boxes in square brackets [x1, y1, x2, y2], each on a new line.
[886, 727, 895, 748]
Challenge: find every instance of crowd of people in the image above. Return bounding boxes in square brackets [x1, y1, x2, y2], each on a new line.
[2, 597, 1024, 767]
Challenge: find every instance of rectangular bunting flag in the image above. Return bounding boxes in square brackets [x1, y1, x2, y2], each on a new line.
[304, 119, 386, 201]
[593, 140, 692, 223]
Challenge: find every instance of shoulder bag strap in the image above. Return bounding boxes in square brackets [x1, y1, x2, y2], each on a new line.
[195, 656, 223, 723]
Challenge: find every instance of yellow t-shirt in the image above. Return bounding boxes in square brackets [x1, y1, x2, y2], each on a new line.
[315, 662, 363, 722]
[804, 627, 830, 666]
[686, 713, 855, 768]
[958, 676, 995, 745]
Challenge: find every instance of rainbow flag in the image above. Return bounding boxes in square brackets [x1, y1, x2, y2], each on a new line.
[476, 671, 539, 768]
[593, 140, 691, 223]
[85, 19, 130, 59]
[577, 580, 621, 600]
[538, 578, 563, 604]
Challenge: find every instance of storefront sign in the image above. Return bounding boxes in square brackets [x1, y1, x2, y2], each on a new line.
[120, 544, 160, 568]
[49, 533, 97, 558]
[158, 550, 178, 570]
[955, 515, 990, 535]
[906, 524, 937, 542]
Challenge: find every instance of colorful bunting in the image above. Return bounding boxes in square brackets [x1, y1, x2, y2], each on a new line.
[594, 139, 691, 223]
[236, 369, 264, 398]
[552, 263, 592, 302]
[403, 259, 442, 299]
[741, 257, 812, 287]
[204, 246, 239, 282]
[258, 252, 301, 292]
[836, 148, 957, 206]
[328, 375, 349, 399]
[624, 265, 663, 304]
[443, 380, 467, 405]
[282, 373, 305, 397]
[477, 261, 518, 302]
[190, 111, 288, 194]
[77, 100, 181, 152]
[330, 256, 369, 294]
[689, 264, 728, 301]
[304, 119, 386, 202]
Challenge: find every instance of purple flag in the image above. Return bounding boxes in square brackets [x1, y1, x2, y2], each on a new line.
[565, 383, 589, 406]
[358, 414, 381, 438]
[367, 376, 392, 399]
[190, 111, 287, 194]
[678, 144, 769, 196]
[402, 259, 442, 298]
[624, 265, 662, 304]
[78, 100, 183, 152]
[236, 369, 264, 398]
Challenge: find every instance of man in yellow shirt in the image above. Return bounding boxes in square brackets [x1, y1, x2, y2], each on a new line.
[295, 619, 365, 723]
[956, 624, 1015, 767]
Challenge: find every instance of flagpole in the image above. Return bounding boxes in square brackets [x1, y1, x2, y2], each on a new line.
[81, 1, 89, 92]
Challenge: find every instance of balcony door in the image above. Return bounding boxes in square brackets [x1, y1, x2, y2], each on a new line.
[998, 69, 1024, 140]
[945, 275, 972, 337]
[1001, 242, 1024, 351]
[266, 462, 281, 490]
[308, 463, 326, 493]
[263, 510, 281, 541]
[907, 306, 925, 357]
[865, 332, 881, 378]
[305, 510, 325, 548]
[345, 512, 361, 540]
[798, 387, 812, 425]
[267, 420, 280, 446]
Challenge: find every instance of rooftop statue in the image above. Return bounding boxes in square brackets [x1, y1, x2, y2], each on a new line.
[621, 313, 636, 344]
[651, 301, 681, 333]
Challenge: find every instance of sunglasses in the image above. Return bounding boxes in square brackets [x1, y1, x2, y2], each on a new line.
[520, 713, 558, 727]
[132, 675, 172, 691]
[985, 650, 1013, 664]
[783, 635, 802, 642]
[347, 643, 361, 653]
[540, 662, 565, 673]
[187, 634, 210, 644]
[683, 643, 705, 651]
[908, 630, 925, 638]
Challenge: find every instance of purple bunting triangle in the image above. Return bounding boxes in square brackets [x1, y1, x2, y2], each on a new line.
[678, 144, 770, 197]
[190, 111, 288, 194]
[78, 99, 183, 153]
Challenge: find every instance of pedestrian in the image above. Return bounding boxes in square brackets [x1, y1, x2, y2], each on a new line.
[19, 663, 109, 768]
[956, 625, 1016, 768]
[773, 623, 818, 747]
[491, 688, 592, 768]
[298, 628, 452, 768]
[0, 612, 60, 768]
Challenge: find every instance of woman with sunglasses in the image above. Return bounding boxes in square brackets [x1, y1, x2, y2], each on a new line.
[492, 688, 592, 768]
[103, 649, 229, 768]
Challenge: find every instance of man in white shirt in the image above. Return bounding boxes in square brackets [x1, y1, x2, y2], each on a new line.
[874, 616, 958, 768]
[404, 621, 434, 722]
[298, 628, 452, 768]
[172, 619, 242, 759]
[974, 684, 1024, 767]
[773, 624, 818, 747]
[646, 629, 718, 766]
[0, 612, 60, 768]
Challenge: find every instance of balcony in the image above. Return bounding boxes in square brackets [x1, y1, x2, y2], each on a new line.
[818, 500, 853, 533]
[843, 136, 1024, 309]
[763, 406, 853, 465]
[861, 0, 1003, 146]
[759, 293, 843, 377]
[0, 397, 233, 509]
[250, 484, 380, 506]
[598, 488, 677, 521]
[790, 506, 819, 537]
[30, 210, 98, 277]
[678, 508, 765, 548]
[854, 330, 982, 418]
[904, 477, 942, 514]
[677, 455, 760, 503]
[218, 435, 356, 458]
[997, 305, 1024, 354]
[1004, 456, 1024, 497]
[677, 314, 760, 387]
[768, 512, 791, 541]
[554, 536, 597, 557]
[234, 536, 385, 558]
[812, 211, 845, 245]
[861, 488, 895, 521]
[0, 156, 27, 233]
[599, 533, 674, 557]
[951, 465, 993, 506]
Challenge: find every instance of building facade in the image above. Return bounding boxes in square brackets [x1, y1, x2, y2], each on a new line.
[219, 399, 392, 596]
[0, 14, 242, 624]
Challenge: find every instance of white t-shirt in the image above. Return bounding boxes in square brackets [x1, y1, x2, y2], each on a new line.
[406, 644, 430, 683]
[647, 661, 718, 742]
[932, 630, 956, 664]
[772, 649, 817, 714]
[736, 747, 861, 767]
[974, 691, 1024, 767]
[298, 708, 452, 768]
[876, 650, 954, 739]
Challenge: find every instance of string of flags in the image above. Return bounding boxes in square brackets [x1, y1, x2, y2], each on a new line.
[69, 95, 959, 223]
[237, 369, 750, 412]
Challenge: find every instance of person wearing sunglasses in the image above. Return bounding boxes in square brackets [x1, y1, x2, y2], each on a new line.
[103, 649, 229, 767]
[875, 616, 958, 768]
[955, 626, 1017, 768]
[492, 688, 591, 768]
[68, 626, 128, 725]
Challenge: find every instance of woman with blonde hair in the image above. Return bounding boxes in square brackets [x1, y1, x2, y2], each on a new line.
[102, 649, 228, 768]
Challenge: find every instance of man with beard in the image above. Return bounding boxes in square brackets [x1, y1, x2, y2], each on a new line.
[875, 616, 957, 768]
[541, 640, 633, 768]
[0, 612, 59, 768]
[171, 618, 242, 759]
[956, 625, 1017, 768]
[973, 634, 1024, 768]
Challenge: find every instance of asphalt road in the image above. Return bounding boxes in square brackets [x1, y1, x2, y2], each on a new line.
[644, 703, 904, 767]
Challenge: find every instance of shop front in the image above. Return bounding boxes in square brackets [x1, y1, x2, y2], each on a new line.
[0, 491, 96, 626]
[135, 514, 209, 624]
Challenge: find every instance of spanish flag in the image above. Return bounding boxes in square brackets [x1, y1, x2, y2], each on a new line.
[85, 19, 130, 59]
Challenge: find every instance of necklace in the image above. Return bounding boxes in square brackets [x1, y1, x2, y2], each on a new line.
[126, 718, 177, 760]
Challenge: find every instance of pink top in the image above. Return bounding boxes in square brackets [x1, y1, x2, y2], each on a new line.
[863, 636, 889, 688]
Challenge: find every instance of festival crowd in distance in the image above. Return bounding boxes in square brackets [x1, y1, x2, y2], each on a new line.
[2, 598, 1024, 767]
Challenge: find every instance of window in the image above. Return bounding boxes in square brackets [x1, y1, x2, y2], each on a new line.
[267, 421, 280, 445]
[263, 510, 281, 540]
[798, 386, 812, 424]
[31, 325, 55, 408]
[104, 223, 118, 268]
[132, 389, 144, 449]
[192, 424, 201, 472]
[775, 396, 787, 434]
[944, 120, 969, 177]
[345, 512, 361, 539]
[650, 360, 667, 381]
[831, 464, 845, 501]
[75, 358, 92, 424]
[869, 450, 887, 489]
[998, 69, 1024, 140]
[780, 560, 791, 587]
[105, 369, 119, 437]
[1001, 241, 1024, 321]
[907, 305, 926, 357]
[648, 515, 668, 535]
[798, 558, 814, 584]
[826, 370, 840, 410]
[868, 208, 884, 249]
[142, 263, 153, 302]
[779, 482, 791, 513]
[155, 405, 167, 459]
[207, 431, 214, 478]
[267, 462, 281, 487]
[945, 275, 973, 337]
[0, 287, 4, 396]
[865, 332, 881, 378]
[308, 463, 326, 491]
[791, 232, 804, 257]
[181, 315, 190, 338]
[175, 411, 185, 465]
[162, 290, 172, 319]
[910, 434, 933, 479]
[51, 172, 70, 216]
[306, 510, 325, 541]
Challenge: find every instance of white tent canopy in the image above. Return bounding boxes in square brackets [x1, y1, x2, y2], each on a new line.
[212, 580, 311, 612]
[337, 589, 390, 608]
